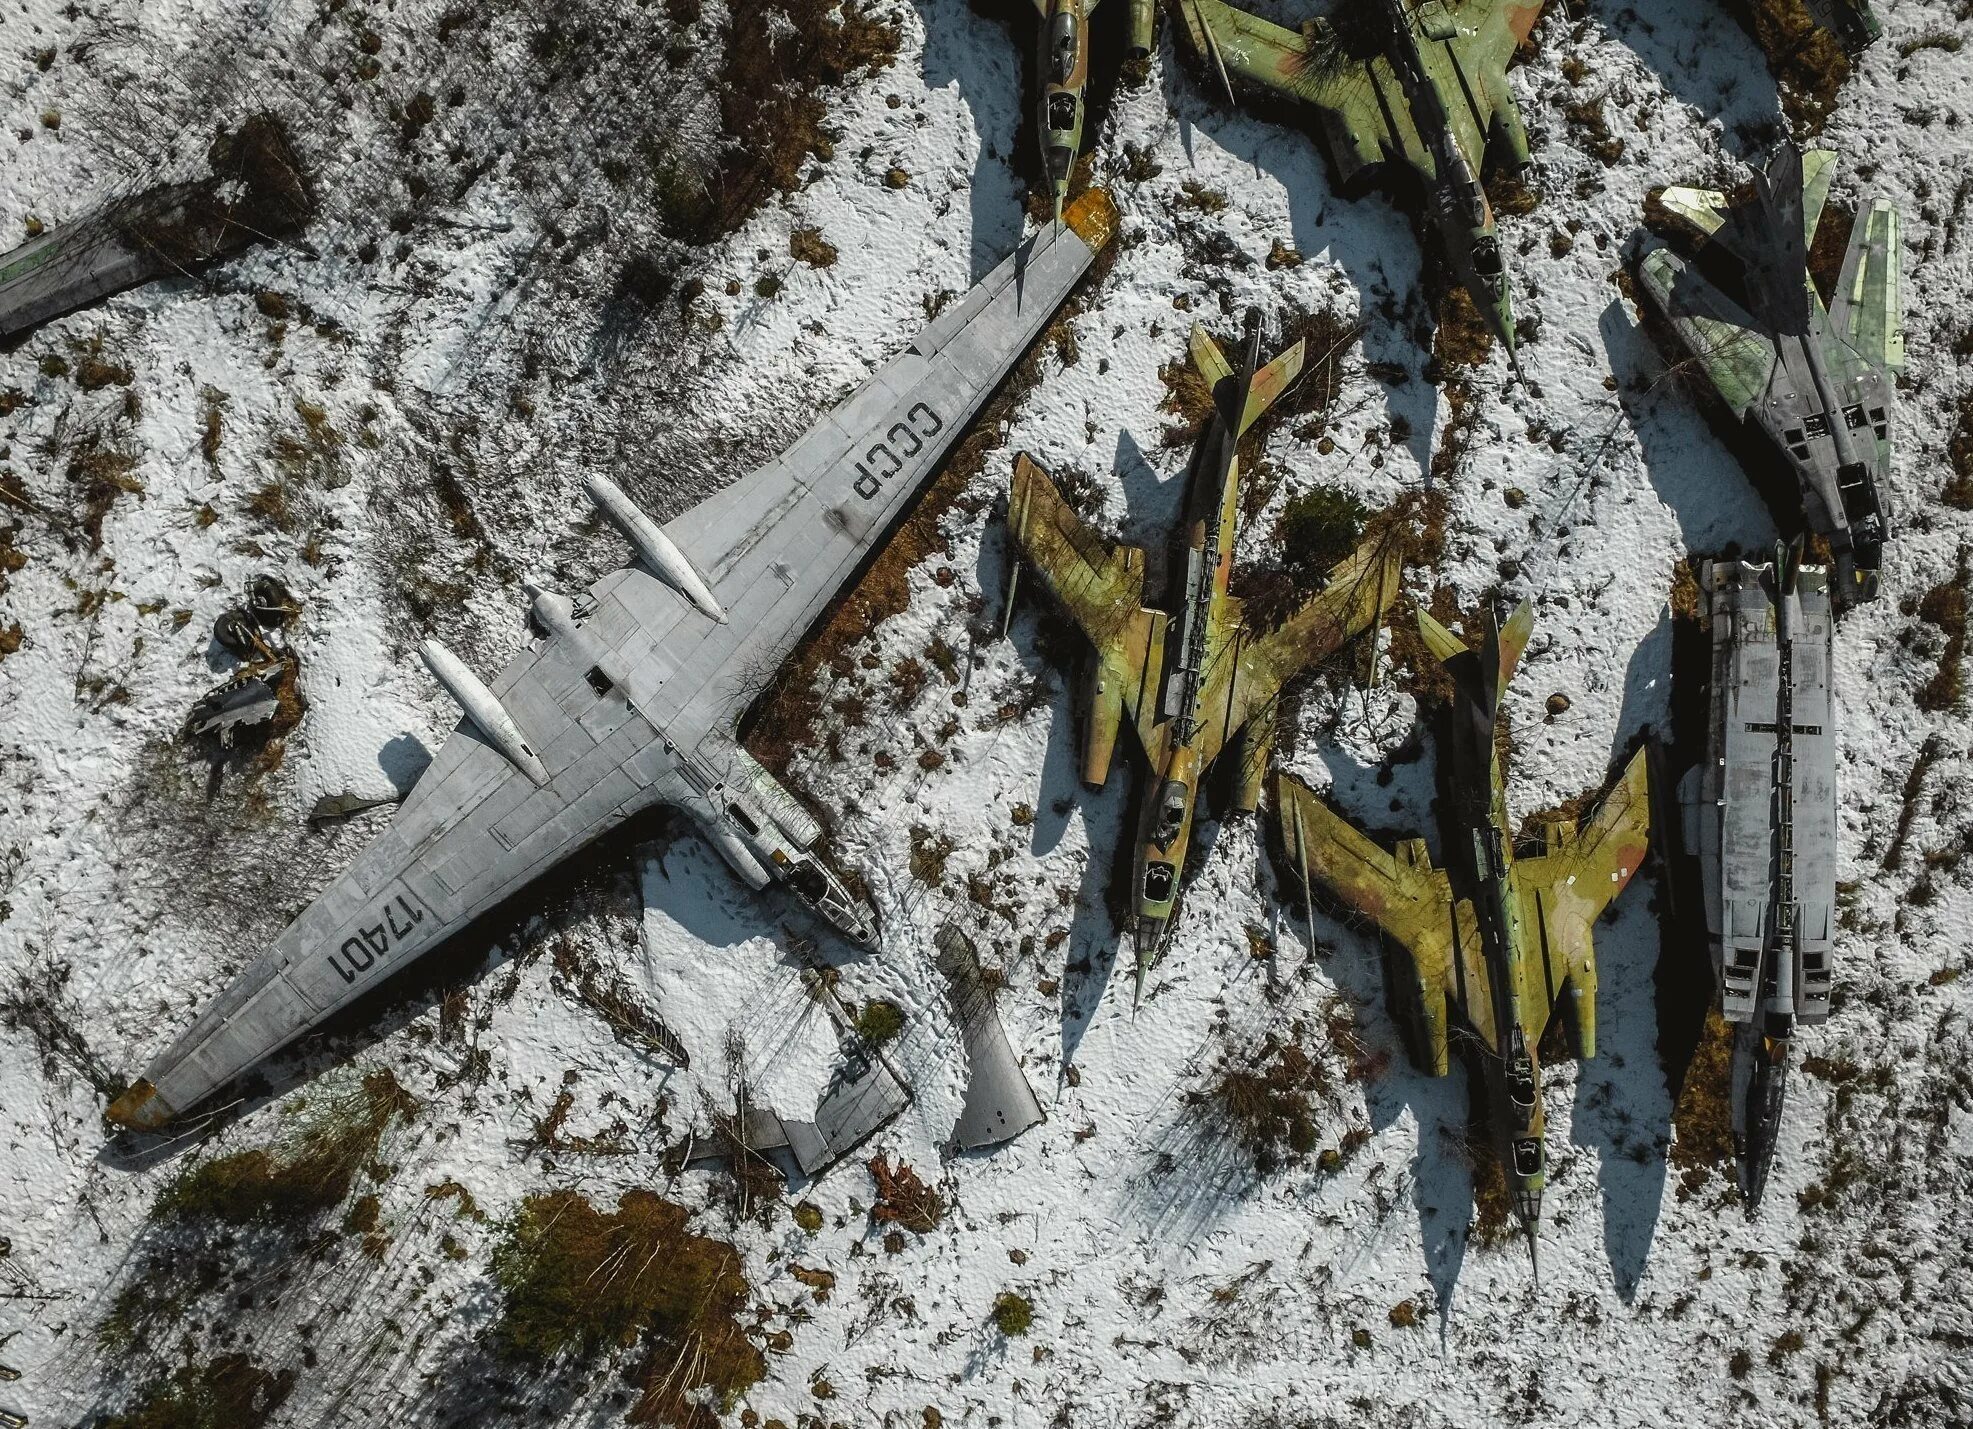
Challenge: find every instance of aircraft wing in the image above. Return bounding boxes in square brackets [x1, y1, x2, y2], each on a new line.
[1196, 532, 1400, 768]
[1827, 195, 1904, 376]
[107, 193, 1121, 1130]
[1506, 746, 1651, 1060]
[1274, 772, 1474, 1075]
[1174, 0, 1541, 185]
[1636, 245, 1779, 419]
[1006, 452, 1165, 728]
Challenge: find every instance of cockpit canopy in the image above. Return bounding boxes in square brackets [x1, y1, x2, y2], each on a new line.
[1152, 778, 1190, 847]
[1512, 1137, 1543, 1177]
[1046, 91, 1078, 138]
[1047, 10, 1079, 86]
[784, 852, 877, 945]
[1142, 859, 1176, 904]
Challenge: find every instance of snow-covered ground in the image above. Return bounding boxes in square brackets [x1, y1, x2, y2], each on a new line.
[2, 0, 1971, 1424]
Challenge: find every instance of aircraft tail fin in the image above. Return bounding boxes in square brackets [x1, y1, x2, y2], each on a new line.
[1238, 337, 1306, 435]
[1188, 322, 1234, 391]
[1416, 600, 1533, 713]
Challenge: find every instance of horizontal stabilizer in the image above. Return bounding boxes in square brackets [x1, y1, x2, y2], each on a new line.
[1239, 337, 1306, 436]
[1188, 322, 1233, 390]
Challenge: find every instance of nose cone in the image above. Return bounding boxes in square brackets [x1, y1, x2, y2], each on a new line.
[1131, 918, 1165, 1007]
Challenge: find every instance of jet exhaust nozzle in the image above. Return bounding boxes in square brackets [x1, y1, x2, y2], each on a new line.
[420, 638, 552, 786]
[584, 473, 728, 623]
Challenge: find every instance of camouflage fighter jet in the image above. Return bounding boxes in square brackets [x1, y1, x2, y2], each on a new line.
[1635, 143, 1903, 607]
[1273, 603, 1651, 1272]
[1174, 0, 1542, 366]
[103, 192, 1120, 1132]
[1003, 310, 1399, 1002]
[1028, 0, 1156, 227]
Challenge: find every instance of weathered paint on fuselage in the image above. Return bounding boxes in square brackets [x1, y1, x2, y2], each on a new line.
[1040, 0, 1093, 223]
[1439, 696, 1549, 1235]
[1130, 352, 1251, 962]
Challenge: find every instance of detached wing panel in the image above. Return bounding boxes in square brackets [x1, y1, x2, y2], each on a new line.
[1275, 773, 1465, 1074]
[1508, 746, 1651, 1059]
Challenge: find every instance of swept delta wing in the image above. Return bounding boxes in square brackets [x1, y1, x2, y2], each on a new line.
[1005, 310, 1397, 995]
[1174, 0, 1542, 358]
[1272, 603, 1649, 1269]
[106, 191, 1120, 1131]
[1636, 144, 1902, 604]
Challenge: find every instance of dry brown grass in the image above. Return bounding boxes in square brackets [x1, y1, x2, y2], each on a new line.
[1739, 0, 1853, 132]
[868, 1155, 944, 1234]
[1915, 551, 1967, 713]
[710, 0, 900, 234]
[97, 1353, 295, 1429]
[67, 441, 144, 550]
[1193, 1033, 1326, 1176]
[155, 1070, 419, 1226]
[490, 1188, 762, 1428]
[1945, 390, 1973, 510]
[1669, 1009, 1739, 1201]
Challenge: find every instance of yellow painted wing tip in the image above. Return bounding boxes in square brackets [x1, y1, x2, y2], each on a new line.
[1415, 607, 1467, 666]
[1064, 189, 1120, 251]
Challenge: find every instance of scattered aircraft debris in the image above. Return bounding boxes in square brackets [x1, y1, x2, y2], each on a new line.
[186, 670, 284, 747]
[1004, 309, 1398, 1000]
[1676, 544, 1836, 1209]
[679, 965, 911, 1179]
[307, 790, 408, 826]
[934, 924, 1045, 1150]
[1174, 0, 1542, 366]
[187, 574, 305, 749]
[1635, 143, 1903, 606]
[104, 190, 1121, 1131]
[1273, 603, 1652, 1276]
[0, 114, 313, 341]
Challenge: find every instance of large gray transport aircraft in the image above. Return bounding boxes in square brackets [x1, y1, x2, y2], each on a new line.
[106, 192, 1119, 1131]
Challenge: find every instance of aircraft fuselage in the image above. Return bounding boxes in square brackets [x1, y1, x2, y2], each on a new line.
[1040, 0, 1092, 224]
[1130, 330, 1256, 968]
[1441, 694, 1548, 1240]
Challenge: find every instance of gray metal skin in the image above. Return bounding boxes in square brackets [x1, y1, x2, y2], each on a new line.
[934, 924, 1045, 1149]
[1679, 551, 1836, 1206]
[106, 206, 1113, 1132]
[0, 183, 229, 338]
[1636, 145, 1898, 606]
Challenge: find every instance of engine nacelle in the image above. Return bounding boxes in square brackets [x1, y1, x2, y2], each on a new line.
[1127, 0, 1155, 57]
[1080, 656, 1123, 788]
[698, 815, 773, 891]
[584, 473, 727, 624]
[419, 639, 550, 786]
